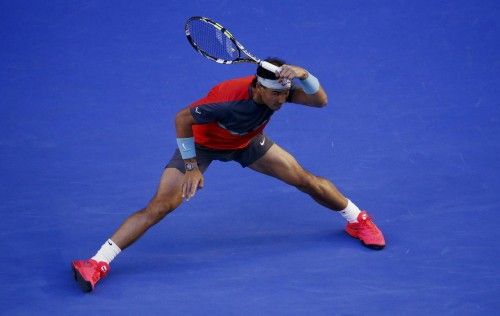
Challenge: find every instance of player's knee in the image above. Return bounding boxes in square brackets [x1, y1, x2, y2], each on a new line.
[293, 171, 317, 192]
[295, 172, 329, 197]
[145, 198, 180, 225]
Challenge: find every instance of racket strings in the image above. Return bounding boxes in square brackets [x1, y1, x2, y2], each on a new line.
[187, 20, 240, 61]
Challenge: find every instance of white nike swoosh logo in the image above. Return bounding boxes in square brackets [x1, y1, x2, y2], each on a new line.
[181, 143, 188, 150]
[195, 107, 201, 114]
[260, 139, 265, 146]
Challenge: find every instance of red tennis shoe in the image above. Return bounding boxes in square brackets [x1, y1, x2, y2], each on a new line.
[71, 259, 110, 292]
[345, 211, 385, 250]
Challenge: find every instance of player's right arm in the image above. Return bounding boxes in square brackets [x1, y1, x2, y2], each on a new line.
[277, 65, 328, 107]
[175, 107, 204, 201]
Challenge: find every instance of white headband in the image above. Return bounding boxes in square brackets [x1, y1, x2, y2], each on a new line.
[257, 76, 291, 90]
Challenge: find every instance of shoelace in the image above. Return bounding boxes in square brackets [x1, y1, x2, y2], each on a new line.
[360, 216, 378, 233]
[85, 260, 108, 280]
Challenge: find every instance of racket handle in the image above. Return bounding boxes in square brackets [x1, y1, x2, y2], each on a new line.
[259, 61, 281, 74]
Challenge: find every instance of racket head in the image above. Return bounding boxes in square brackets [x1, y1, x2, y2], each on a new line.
[185, 16, 257, 65]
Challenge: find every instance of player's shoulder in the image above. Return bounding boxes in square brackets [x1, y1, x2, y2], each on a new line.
[217, 75, 255, 88]
[209, 75, 255, 101]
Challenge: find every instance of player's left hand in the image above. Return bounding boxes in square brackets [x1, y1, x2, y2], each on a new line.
[276, 65, 308, 84]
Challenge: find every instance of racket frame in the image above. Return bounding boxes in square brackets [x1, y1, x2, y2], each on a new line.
[185, 16, 280, 73]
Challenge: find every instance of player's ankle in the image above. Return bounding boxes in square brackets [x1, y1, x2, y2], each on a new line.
[91, 239, 121, 264]
[339, 199, 361, 223]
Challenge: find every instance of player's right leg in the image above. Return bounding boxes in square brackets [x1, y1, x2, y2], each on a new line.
[110, 167, 185, 250]
[72, 167, 185, 292]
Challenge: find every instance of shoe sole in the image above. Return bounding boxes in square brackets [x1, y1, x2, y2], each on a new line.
[361, 241, 385, 250]
[71, 263, 93, 293]
[346, 230, 385, 250]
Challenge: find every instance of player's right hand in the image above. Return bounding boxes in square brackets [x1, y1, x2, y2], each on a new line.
[277, 64, 309, 84]
[182, 169, 204, 201]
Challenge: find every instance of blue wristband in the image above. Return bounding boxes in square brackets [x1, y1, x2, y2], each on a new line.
[176, 137, 196, 159]
[300, 73, 320, 94]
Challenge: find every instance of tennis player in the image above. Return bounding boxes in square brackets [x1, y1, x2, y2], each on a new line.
[72, 58, 385, 292]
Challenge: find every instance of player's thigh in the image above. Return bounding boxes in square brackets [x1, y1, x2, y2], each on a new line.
[153, 167, 185, 202]
[248, 143, 306, 185]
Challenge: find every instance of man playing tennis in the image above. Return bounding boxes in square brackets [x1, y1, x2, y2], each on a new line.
[72, 58, 385, 292]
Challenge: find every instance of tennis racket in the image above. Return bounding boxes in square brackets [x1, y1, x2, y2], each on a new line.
[184, 16, 280, 73]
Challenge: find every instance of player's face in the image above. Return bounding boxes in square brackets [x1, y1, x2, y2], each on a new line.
[258, 84, 290, 110]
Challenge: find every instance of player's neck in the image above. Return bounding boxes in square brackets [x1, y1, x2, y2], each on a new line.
[252, 86, 264, 105]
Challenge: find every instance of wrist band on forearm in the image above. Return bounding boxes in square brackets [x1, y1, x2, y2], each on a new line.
[176, 137, 196, 159]
[300, 73, 320, 94]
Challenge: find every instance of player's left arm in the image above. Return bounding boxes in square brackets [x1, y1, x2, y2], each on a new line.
[277, 64, 328, 108]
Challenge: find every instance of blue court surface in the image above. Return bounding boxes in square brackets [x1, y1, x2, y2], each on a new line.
[1, 1, 499, 315]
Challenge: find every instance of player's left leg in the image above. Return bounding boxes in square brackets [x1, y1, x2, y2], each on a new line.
[248, 143, 347, 210]
[248, 143, 385, 249]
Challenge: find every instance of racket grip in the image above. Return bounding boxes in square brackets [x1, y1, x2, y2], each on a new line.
[260, 61, 281, 74]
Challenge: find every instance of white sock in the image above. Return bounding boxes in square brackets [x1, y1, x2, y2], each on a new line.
[91, 239, 121, 264]
[339, 199, 361, 223]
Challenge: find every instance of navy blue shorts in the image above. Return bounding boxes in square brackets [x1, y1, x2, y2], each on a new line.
[166, 134, 274, 173]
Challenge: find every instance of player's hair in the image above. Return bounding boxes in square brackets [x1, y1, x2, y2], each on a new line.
[257, 57, 286, 79]
[253, 57, 286, 87]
